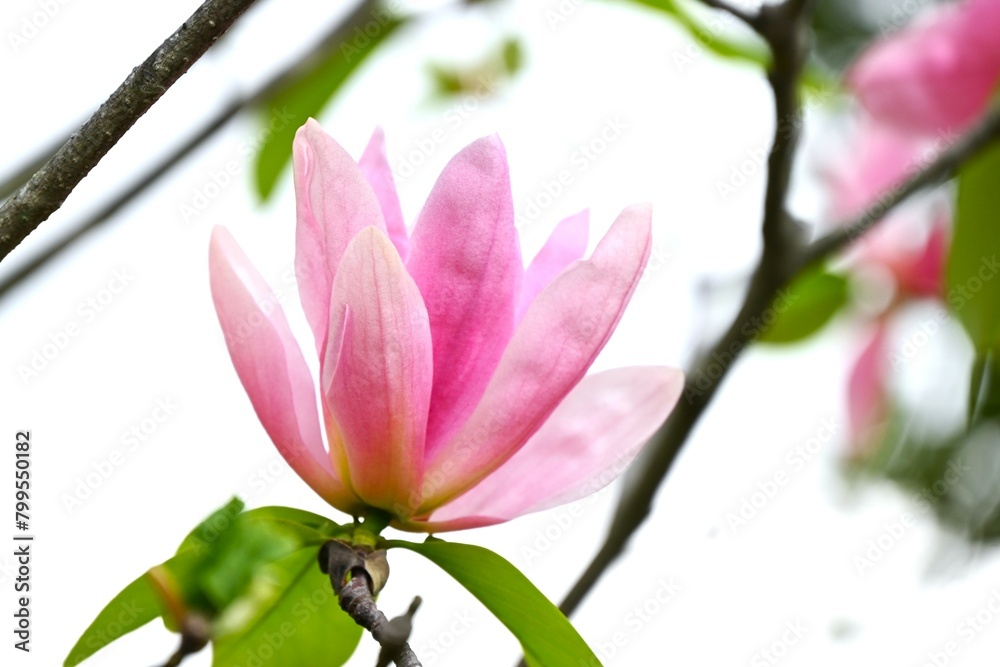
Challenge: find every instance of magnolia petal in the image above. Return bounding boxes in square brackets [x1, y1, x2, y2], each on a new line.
[359, 127, 409, 259]
[516, 209, 590, 321]
[847, 324, 889, 458]
[405, 135, 522, 456]
[420, 203, 653, 510]
[208, 227, 362, 513]
[407, 367, 683, 532]
[293, 119, 387, 355]
[322, 227, 433, 516]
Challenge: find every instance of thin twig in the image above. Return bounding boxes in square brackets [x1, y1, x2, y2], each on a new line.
[0, 0, 383, 299]
[0, 0, 261, 262]
[558, 0, 819, 617]
[697, 0, 761, 29]
[804, 103, 1000, 267]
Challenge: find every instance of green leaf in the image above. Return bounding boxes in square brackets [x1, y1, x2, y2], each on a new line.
[211, 548, 363, 667]
[947, 142, 1000, 354]
[758, 269, 850, 344]
[64, 571, 165, 667]
[619, 0, 769, 68]
[969, 352, 1000, 424]
[66, 501, 349, 666]
[254, 16, 406, 200]
[390, 539, 602, 667]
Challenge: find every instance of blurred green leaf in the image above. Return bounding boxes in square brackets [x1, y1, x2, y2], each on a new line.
[947, 142, 1000, 354]
[969, 352, 1000, 423]
[390, 539, 602, 667]
[429, 36, 523, 98]
[211, 548, 363, 666]
[66, 501, 348, 666]
[254, 16, 405, 200]
[758, 269, 850, 344]
[620, 0, 769, 68]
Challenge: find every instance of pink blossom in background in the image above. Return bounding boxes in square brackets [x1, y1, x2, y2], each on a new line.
[846, 323, 890, 458]
[847, 0, 1000, 136]
[825, 115, 949, 300]
[209, 120, 684, 532]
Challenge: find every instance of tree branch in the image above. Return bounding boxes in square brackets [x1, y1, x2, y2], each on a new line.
[559, 0, 819, 617]
[697, 0, 761, 30]
[0, 0, 261, 263]
[0, 0, 384, 299]
[320, 541, 422, 667]
[803, 103, 1000, 268]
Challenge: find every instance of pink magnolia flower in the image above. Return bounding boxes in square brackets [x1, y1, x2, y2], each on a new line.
[209, 120, 683, 532]
[847, 0, 1000, 136]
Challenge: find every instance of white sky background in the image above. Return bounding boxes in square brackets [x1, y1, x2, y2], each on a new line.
[2, 0, 1000, 665]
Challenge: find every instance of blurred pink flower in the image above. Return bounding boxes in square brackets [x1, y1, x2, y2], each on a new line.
[847, 0, 1000, 136]
[209, 120, 683, 532]
[826, 115, 949, 300]
[847, 323, 890, 458]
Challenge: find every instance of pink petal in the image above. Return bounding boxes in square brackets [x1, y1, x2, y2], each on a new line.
[409, 367, 684, 532]
[405, 135, 522, 456]
[827, 118, 926, 221]
[847, 324, 889, 458]
[293, 119, 387, 356]
[419, 203, 653, 511]
[847, 0, 1000, 135]
[322, 227, 433, 516]
[358, 127, 409, 259]
[208, 227, 362, 513]
[517, 209, 590, 321]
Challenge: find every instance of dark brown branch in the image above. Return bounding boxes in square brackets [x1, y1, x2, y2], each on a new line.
[804, 102, 1000, 268]
[321, 541, 422, 667]
[0, 0, 261, 262]
[560, 0, 822, 617]
[0, 0, 384, 299]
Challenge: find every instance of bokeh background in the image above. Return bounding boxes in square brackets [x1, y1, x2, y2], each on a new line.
[2, 0, 998, 665]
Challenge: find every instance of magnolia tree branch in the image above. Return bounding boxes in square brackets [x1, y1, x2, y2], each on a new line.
[0, 0, 260, 262]
[320, 542, 423, 667]
[0, 0, 385, 299]
[803, 103, 1000, 267]
[562, 0, 929, 616]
